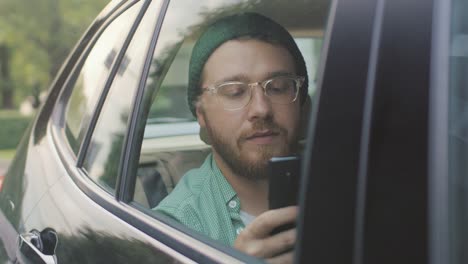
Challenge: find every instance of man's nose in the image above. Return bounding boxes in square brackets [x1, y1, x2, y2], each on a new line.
[246, 85, 273, 120]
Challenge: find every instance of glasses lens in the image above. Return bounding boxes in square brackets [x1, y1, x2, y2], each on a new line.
[265, 77, 298, 104]
[217, 83, 251, 110]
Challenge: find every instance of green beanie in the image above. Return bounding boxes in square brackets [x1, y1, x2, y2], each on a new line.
[188, 12, 308, 117]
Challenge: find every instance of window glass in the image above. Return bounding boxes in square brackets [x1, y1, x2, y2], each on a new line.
[64, 3, 142, 154]
[81, 2, 162, 194]
[449, 0, 468, 263]
[130, 0, 331, 260]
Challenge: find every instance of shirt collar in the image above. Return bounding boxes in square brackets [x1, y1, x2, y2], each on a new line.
[206, 153, 239, 208]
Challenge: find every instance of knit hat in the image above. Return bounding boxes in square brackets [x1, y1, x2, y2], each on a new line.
[187, 12, 308, 117]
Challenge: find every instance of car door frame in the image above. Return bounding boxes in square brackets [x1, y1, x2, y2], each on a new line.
[297, 0, 437, 263]
[296, 0, 380, 263]
[428, 0, 455, 264]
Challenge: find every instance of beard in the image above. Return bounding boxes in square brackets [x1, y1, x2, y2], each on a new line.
[204, 116, 298, 181]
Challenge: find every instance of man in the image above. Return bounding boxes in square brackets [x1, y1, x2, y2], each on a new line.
[155, 12, 308, 263]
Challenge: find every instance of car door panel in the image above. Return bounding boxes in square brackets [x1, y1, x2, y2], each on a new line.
[297, 0, 434, 263]
[24, 168, 186, 263]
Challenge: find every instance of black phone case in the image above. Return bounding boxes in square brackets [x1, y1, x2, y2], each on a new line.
[268, 156, 300, 210]
[268, 156, 300, 235]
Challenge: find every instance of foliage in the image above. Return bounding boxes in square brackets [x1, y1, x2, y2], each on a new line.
[0, 149, 16, 159]
[0, 110, 22, 118]
[0, 112, 31, 149]
[0, 0, 108, 108]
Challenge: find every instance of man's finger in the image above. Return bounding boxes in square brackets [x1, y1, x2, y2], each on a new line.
[235, 229, 295, 259]
[247, 206, 298, 237]
[261, 228, 296, 258]
[266, 250, 295, 264]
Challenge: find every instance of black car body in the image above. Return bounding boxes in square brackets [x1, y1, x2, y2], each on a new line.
[0, 0, 466, 263]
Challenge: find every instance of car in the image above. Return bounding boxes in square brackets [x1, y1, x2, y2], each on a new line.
[0, 0, 465, 263]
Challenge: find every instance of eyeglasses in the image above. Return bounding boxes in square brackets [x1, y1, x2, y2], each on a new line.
[202, 75, 305, 111]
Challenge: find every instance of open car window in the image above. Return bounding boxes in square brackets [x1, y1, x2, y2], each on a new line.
[127, 0, 332, 261]
[132, 0, 328, 209]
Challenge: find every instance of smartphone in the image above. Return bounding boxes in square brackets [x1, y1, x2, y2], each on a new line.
[268, 156, 301, 235]
[268, 156, 301, 210]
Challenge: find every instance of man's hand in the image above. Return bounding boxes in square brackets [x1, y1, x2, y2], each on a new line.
[233, 206, 298, 264]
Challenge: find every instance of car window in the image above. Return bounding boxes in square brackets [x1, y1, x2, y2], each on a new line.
[449, 0, 468, 263]
[125, 2, 333, 261]
[64, 2, 142, 155]
[81, 2, 162, 194]
[130, 0, 326, 210]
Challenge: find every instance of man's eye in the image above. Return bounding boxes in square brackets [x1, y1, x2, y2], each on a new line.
[268, 86, 290, 95]
[219, 84, 247, 98]
[267, 78, 295, 95]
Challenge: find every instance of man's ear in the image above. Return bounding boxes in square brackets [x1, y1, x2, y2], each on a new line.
[196, 102, 212, 145]
[299, 95, 312, 140]
[196, 102, 206, 128]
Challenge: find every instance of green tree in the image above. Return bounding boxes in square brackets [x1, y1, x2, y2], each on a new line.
[0, 44, 13, 108]
[0, 0, 108, 108]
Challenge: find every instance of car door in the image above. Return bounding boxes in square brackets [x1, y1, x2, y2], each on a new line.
[32, 0, 468, 263]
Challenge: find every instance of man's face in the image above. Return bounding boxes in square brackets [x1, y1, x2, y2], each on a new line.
[196, 39, 302, 180]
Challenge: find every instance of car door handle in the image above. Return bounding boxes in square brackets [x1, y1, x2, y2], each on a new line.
[18, 229, 58, 264]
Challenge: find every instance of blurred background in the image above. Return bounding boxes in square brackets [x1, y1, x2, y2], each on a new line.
[0, 0, 108, 173]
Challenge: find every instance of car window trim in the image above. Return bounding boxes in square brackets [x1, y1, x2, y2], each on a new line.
[45, 0, 128, 145]
[51, 0, 143, 160]
[428, 0, 452, 263]
[76, 0, 147, 168]
[117, 0, 169, 204]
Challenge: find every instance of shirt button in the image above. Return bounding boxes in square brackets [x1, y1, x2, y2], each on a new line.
[236, 227, 244, 235]
[228, 200, 237, 208]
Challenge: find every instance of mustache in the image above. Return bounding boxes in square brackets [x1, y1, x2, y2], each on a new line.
[240, 119, 284, 139]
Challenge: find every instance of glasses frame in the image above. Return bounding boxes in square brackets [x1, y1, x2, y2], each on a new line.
[202, 75, 305, 111]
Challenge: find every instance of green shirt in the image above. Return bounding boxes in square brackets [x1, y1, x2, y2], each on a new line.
[154, 153, 245, 246]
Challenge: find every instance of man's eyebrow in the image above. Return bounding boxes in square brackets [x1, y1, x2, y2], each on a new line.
[266, 70, 296, 78]
[216, 71, 296, 84]
[216, 74, 250, 84]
